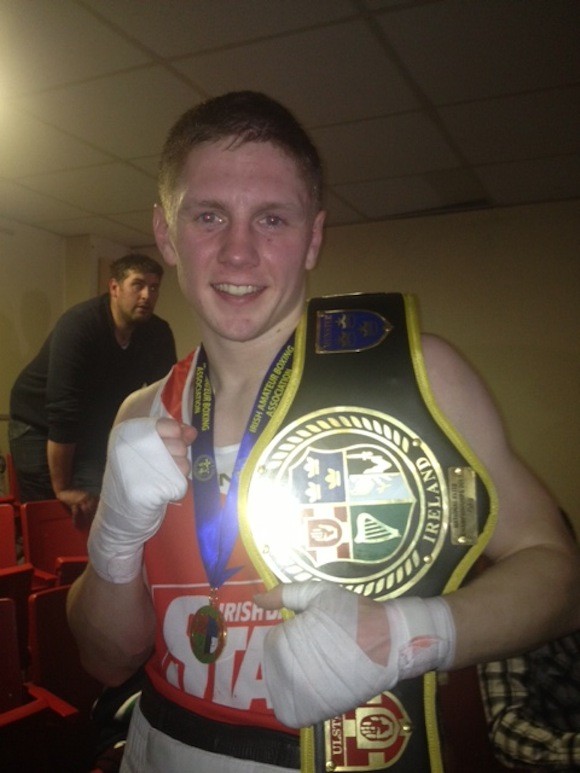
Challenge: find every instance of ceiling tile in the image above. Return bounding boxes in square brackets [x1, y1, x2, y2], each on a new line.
[333, 176, 443, 219]
[33, 215, 151, 243]
[82, 0, 355, 58]
[475, 155, 580, 205]
[0, 109, 112, 178]
[421, 168, 490, 207]
[439, 88, 580, 164]
[0, 0, 149, 96]
[173, 20, 420, 126]
[0, 179, 91, 222]
[130, 156, 161, 178]
[379, 0, 580, 103]
[14, 67, 203, 158]
[323, 190, 367, 226]
[19, 164, 158, 215]
[111, 210, 156, 238]
[312, 112, 460, 183]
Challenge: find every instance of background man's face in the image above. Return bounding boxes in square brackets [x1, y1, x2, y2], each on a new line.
[110, 270, 161, 325]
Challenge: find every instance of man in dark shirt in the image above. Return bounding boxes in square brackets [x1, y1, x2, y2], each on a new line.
[9, 253, 177, 527]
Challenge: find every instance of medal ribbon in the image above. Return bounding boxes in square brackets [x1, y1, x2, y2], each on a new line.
[191, 338, 295, 591]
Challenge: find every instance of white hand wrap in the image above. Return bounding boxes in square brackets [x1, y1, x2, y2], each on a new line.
[88, 418, 188, 583]
[263, 581, 455, 728]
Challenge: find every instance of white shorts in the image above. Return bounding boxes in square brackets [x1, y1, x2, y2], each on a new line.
[120, 701, 299, 773]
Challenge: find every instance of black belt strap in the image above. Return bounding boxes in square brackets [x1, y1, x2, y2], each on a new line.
[139, 678, 300, 769]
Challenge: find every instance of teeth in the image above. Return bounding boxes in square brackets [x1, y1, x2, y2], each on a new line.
[214, 283, 259, 296]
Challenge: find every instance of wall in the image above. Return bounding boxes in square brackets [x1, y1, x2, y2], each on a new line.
[0, 216, 66, 457]
[306, 201, 580, 529]
[1, 201, 578, 528]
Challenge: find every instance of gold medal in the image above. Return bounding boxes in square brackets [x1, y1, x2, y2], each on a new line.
[188, 589, 227, 664]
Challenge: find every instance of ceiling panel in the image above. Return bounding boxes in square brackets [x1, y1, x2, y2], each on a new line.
[81, 0, 355, 58]
[13, 67, 203, 159]
[379, 0, 580, 103]
[173, 20, 420, 126]
[19, 164, 158, 214]
[0, 0, 577, 247]
[440, 88, 580, 164]
[0, 112, 112, 178]
[312, 112, 460, 183]
[0, 179, 93, 222]
[0, 0, 148, 96]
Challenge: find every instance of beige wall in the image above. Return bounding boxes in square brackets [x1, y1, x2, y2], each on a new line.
[1, 202, 578, 530]
[308, 201, 580, 530]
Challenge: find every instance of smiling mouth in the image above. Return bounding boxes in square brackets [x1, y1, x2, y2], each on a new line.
[213, 283, 263, 297]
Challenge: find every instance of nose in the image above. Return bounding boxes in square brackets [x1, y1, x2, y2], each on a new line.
[218, 221, 259, 267]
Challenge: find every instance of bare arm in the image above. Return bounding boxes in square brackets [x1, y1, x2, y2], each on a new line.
[422, 334, 580, 667]
[67, 564, 156, 685]
[48, 439, 99, 528]
[67, 380, 194, 685]
[47, 439, 76, 493]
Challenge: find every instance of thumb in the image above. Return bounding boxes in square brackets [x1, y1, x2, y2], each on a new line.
[254, 584, 285, 610]
[260, 580, 333, 613]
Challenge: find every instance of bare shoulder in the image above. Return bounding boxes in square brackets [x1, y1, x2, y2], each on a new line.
[420, 333, 501, 444]
[115, 380, 163, 424]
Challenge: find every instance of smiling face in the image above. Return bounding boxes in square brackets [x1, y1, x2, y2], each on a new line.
[154, 138, 325, 348]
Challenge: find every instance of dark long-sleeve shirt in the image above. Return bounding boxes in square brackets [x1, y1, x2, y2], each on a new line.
[10, 293, 177, 471]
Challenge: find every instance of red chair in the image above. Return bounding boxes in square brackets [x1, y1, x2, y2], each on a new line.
[0, 503, 18, 567]
[28, 585, 102, 716]
[0, 597, 25, 712]
[55, 555, 89, 585]
[20, 500, 88, 589]
[0, 452, 21, 506]
[0, 563, 34, 667]
[6, 452, 21, 503]
[0, 597, 84, 772]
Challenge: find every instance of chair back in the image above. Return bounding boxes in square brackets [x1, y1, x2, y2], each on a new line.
[28, 584, 102, 715]
[0, 563, 34, 666]
[5, 452, 21, 503]
[0, 502, 17, 567]
[0, 597, 25, 712]
[21, 500, 88, 574]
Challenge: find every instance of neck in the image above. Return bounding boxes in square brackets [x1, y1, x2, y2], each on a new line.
[110, 301, 134, 347]
[203, 322, 296, 398]
[200, 319, 299, 447]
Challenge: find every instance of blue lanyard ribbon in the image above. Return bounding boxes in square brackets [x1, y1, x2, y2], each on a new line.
[190, 338, 294, 590]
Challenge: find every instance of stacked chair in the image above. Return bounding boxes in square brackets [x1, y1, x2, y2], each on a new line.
[0, 481, 102, 772]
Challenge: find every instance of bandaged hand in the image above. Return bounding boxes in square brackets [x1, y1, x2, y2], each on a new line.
[88, 417, 194, 584]
[255, 581, 455, 728]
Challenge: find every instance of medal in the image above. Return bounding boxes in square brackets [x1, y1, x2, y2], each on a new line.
[188, 589, 227, 664]
[188, 340, 295, 663]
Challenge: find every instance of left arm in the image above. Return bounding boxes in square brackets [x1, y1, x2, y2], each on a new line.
[256, 335, 580, 728]
[422, 334, 580, 665]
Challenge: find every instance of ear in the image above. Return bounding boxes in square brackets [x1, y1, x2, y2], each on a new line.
[305, 209, 326, 271]
[108, 277, 119, 297]
[153, 204, 178, 267]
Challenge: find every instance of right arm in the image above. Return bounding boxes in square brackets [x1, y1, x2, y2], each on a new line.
[47, 439, 98, 529]
[67, 565, 156, 685]
[67, 384, 196, 685]
[46, 308, 96, 518]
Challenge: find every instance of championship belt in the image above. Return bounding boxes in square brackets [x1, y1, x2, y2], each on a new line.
[239, 293, 497, 772]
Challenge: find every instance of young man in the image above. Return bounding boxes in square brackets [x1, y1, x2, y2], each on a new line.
[68, 93, 580, 772]
[9, 254, 176, 527]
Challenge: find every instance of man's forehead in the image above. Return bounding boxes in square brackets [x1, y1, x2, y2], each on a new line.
[120, 270, 160, 284]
